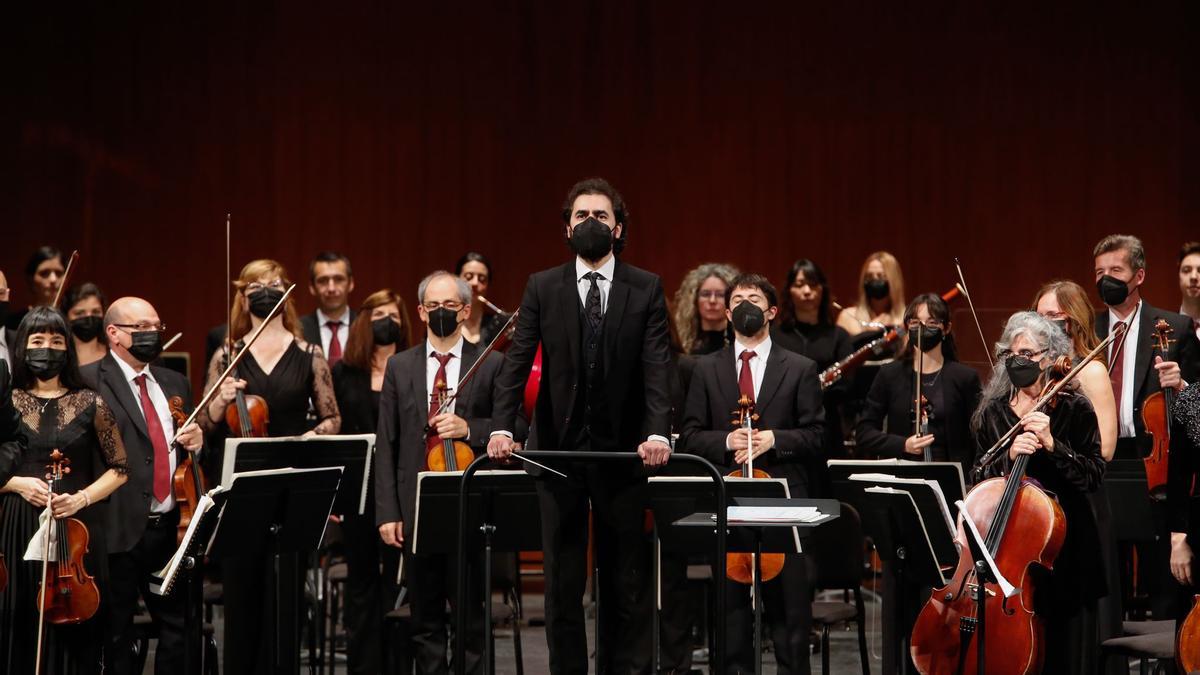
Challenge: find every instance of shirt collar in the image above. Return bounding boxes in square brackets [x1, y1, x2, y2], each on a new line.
[316, 308, 348, 327]
[733, 334, 772, 362]
[1107, 300, 1142, 327]
[426, 336, 465, 359]
[112, 351, 153, 384]
[575, 255, 617, 283]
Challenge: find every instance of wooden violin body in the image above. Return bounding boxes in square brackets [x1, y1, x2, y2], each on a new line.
[1179, 594, 1200, 673]
[725, 395, 785, 585]
[169, 396, 207, 545]
[426, 439, 475, 472]
[1142, 319, 1175, 499]
[40, 516, 101, 624]
[225, 390, 269, 437]
[910, 473, 1066, 674]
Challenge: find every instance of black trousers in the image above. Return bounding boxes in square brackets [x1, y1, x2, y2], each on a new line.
[404, 550, 485, 675]
[657, 549, 695, 674]
[537, 464, 653, 675]
[106, 509, 187, 674]
[724, 552, 812, 675]
[341, 511, 400, 675]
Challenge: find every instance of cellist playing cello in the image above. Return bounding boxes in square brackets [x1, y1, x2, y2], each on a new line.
[680, 272, 826, 675]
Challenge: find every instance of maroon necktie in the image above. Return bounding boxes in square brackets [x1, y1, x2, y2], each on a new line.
[1109, 321, 1127, 413]
[134, 374, 171, 502]
[427, 352, 455, 452]
[738, 350, 757, 405]
[326, 320, 343, 367]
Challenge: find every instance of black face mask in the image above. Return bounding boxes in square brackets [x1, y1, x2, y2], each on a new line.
[70, 316, 103, 343]
[26, 347, 68, 381]
[1005, 355, 1043, 388]
[1096, 274, 1132, 306]
[908, 325, 944, 352]
[731, 302, 767, 337]
[427, 307, 460, 339]
[248, 288, 285, 319]
[864, 278, 890, 300]
[1050, 317, 1070, 336]
[127, 330, 163, 364]
[568, 217, 615, 263]
[372, 317, 402, 346]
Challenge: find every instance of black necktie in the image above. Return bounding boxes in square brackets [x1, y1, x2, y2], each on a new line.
[584, 272, 603, 331]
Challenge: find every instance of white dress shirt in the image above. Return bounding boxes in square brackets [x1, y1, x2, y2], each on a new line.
[575, 255, 617, 313]
[1107, 302, 1141, 438]
[0, 329, 8, 367]
[113, 355, 178, 513]
[426, 337, 465, 417]
[316, 308, 351, 357]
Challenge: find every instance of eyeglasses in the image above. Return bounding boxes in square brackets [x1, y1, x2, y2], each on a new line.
[245, 280, 287, 293]
[423, 301, 464, 312]
[906, 319, 946, 330]
[113, 322, 167, 333]
[697, 290, 725, 301]
[999, 348, 1047, 361]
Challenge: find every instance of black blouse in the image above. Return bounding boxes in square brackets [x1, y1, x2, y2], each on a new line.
[332, 361, 381, 435]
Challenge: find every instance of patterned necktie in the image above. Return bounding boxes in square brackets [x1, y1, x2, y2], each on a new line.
[584, 272, 604, 332]
[134, 374, 172, 502]
[326, 320, 343, 367]
[427, 352, 455, 452]
[738, 350, 757, 405]
[1109, 320, 1127, 413]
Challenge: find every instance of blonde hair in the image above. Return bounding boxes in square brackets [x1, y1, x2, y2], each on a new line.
[672, 263, 739, 354]
[853, 251, 905, 324]
[229, 259, 302, 342]
[1031, 279, 1102, 363]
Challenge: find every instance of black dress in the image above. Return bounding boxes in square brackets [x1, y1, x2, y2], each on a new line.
[972, 390, 1106, 675]
[0, 389, 128, 675]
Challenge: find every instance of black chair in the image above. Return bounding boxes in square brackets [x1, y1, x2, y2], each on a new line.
[806, 500, 870, 675]
[1098, 631, 1176, 674]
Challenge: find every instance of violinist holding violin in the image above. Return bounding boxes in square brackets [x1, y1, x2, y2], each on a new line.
[970, 312, 1105, 675]
[0, 307, 129, 674]
[78, 297, 203, 675]
[374, 271, 508, 675]
[679, 273, 825, 675]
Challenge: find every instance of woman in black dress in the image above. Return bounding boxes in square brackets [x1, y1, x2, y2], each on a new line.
[331, 288, 411, 674]
[456, 252, 510, 346]
[198, 259, 341, 675]
[855, 293, 982, 475]
[971, 311, 1105, 675]
[0, 307, 129, 674]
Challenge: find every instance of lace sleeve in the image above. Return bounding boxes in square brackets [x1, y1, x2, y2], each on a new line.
[197, 345, 230, 432]
[308, 344, 342, 435]
[93, 395, 129, 474]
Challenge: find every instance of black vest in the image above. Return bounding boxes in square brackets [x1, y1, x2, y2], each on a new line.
[569, 303, 616, 450]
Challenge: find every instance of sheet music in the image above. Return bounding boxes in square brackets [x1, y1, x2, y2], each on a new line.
[150, 494, 217, 595]
[864, 486, 953, 585]
[955, 500, 1020, 599]
[726, 506, 825, 523]
[848, 472, 955, 537]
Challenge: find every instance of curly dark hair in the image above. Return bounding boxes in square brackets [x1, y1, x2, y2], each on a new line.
[10, 306, 85, 390]
[725, 273, 779, 309]
[560, 177, 629, 254]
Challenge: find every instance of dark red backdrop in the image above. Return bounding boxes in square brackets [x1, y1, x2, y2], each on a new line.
[3, 2, 1196, 386]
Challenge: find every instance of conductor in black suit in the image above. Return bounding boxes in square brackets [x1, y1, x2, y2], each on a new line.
[679, 273, 825, 675]
[487, 177, 672, 674]
[79, 297, 204, 674]
[375, 271, 506, 674]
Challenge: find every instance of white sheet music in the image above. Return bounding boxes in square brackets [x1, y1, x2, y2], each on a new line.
[848, 472, 955, 537]
[726, 506, 825, 523]
[955, 499, 1019, 599]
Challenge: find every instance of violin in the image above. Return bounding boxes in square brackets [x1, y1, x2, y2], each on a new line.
[425, 378, 476, 472]
[725, 395, 785, 585]
[224, 362, 270, 437]
[910, 326, 1121, 674]
[1141, 319, 1175, 499]
[34, 450, 100, 673]
[912, 324, 934, 461]
[1178, 594, 1200, 673]
[169, 396, 207, 545]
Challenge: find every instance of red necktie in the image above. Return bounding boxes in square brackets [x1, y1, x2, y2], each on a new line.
[427, 352, 455, 453]
[738, 350, 757, 405]
[135, 374, 172, 502]
[326, 320, 343, 367]
[1109, 321, 1127, 414]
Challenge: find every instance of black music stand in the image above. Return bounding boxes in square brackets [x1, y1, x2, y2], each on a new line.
[413, 470, 541, 675]
[675, 497, 838, 675]
[206, 467, 342, 674]
[835, 472, 958, 675]
[222, 434, 375, 515]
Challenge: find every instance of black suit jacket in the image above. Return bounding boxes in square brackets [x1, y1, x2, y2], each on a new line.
[374, 340, 503, 539]
[679, 345, 825, 496]
[854, 359, 982, 475]
[1095, 301, 1200, 439]
[492, 260, 671, 453]
[0, 359, 27, 485]
[80, 352, 195, 553]
[300, 310, 357, 349]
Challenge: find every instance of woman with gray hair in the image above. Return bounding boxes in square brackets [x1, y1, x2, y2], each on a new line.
[970, 311, 1106, 675]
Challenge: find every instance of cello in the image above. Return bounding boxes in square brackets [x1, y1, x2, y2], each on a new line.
[910, 326, 1122, 674]
[1141, 319, 1175, 499]
[1179, 594, 1200, 673]
[724, 395, 785, 585]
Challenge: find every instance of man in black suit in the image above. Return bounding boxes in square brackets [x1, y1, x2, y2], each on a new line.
[680, 273, 825, 675]
[0, 268, 13, 366]
[299, 251, 356, 369]
[375, 271, 505, 675]
[79, 296, 204, 674]
[488, 177, 672, 674]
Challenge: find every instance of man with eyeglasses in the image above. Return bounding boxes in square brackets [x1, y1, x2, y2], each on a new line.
[679, 272, 825, 674]
[375, 270, 512, 674]
[78, 296, 203, 674]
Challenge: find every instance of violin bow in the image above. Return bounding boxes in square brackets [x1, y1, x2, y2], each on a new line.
[476, 294, 506, 315]
[954, 257, 993, 370]
[51, 250, 80, 308]
[170, 283, 297, 444]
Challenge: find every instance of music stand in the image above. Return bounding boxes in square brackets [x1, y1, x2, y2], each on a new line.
[207, 467, 342, 674]
[222, 434, 375, 515]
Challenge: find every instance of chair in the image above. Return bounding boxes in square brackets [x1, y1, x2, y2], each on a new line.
[1098, 631, 1176, 674]
[806, 501, 870, 675]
